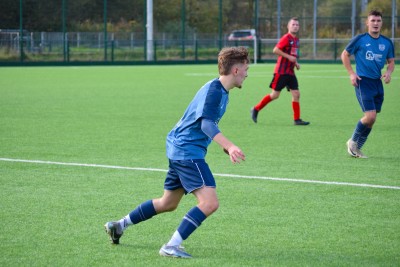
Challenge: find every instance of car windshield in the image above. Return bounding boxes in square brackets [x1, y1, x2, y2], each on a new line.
[233, 31, 251, 37]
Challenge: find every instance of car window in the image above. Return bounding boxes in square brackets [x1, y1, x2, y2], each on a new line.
[233, 31, 251, 37]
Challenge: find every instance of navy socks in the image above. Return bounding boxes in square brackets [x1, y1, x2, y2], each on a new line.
[129, 200, 157, 224]
[177, 206, 207, 240]
[351, 120, 372, 149]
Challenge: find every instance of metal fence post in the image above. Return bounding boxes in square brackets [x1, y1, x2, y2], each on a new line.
[62, 0, 67, 62]
[111, 40, 114, 62]
[19, 0, 23, 63]
[104, 0, 108, 62]
[195, 40, 198, 61]
[334, 39, 337, 62]
[181, 0, 186, 59]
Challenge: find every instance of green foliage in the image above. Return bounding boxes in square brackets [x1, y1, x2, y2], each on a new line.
[1, 0, 398, 37]
[0, 64, 399, 266]
[366, 0, 400, 16]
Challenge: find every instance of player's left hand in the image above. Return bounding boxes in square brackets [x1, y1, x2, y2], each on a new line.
[382, 73, 391, 84]
[225, 145, 245, 164]
[295, 63, 300, 70]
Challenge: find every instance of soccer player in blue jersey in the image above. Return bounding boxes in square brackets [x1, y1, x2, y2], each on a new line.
[341, 9, 395, 158]
[104, 47, 249, 258]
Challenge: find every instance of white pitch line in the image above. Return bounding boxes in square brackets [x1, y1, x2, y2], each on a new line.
[1, 157, 399, 190]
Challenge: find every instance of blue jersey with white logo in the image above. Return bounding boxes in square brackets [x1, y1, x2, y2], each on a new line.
[166, 78, 228, 160]
[345, 33, 394, 79]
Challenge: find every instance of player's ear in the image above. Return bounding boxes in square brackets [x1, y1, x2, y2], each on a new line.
[232, 65, 238, 75]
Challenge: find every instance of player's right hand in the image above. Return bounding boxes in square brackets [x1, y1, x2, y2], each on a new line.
[350, 73, 361, 86]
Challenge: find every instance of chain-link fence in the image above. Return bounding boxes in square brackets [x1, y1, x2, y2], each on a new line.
[0, 0, 398, 64]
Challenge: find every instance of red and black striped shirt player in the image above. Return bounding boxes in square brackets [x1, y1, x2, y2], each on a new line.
[251, 17, 310, 125]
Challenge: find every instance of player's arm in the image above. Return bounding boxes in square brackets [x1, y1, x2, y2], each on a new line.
[201, 119, 245, 164]
[341, 49, 361, 86]
[213, 132, 245, 164]
[273, 46, 297, 63]
[382, 58, 395, 84]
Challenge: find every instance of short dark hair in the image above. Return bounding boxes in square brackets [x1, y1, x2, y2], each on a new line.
[368, 9, 382, 17]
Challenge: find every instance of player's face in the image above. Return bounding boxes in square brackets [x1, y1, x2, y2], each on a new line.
[234, 63, 249, 89]
[366, 15, 382, 36]
[288, 20, 300, 35]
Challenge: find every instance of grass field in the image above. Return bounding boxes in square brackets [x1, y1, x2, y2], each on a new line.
[0, 63, 399, 266]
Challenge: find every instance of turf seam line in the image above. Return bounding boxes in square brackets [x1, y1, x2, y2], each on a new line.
[1, 157, 399, 190]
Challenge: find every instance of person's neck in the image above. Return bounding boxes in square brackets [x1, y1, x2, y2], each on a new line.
[219, 76, 233, 91]
[368, 32, 380, 38]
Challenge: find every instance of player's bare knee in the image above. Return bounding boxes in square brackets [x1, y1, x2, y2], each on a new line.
[362, 113, 377, 126]
[291, 91, 300, 101]
[270, 92, 280, 100]
[210, 201, 219, 213]
[207, 201, 219, 213]
[202, 200, 219, 215]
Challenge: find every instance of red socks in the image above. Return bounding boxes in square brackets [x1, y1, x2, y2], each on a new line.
[255, 97, 301, 121]
[254, 94, 272, 111]
[292, 101, 300, 120]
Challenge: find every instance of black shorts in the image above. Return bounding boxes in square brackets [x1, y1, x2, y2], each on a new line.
[269, 73, 299, 91]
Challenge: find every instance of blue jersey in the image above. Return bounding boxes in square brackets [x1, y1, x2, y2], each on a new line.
[166, 78, 229, 160]
[345, 33, 394, 79]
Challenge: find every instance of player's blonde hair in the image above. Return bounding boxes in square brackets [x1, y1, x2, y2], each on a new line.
[218, 47, 249, 75]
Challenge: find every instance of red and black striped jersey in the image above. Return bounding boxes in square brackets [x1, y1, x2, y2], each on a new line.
[273, 33, 299, 75]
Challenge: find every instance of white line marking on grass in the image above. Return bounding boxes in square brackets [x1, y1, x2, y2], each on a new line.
[1, 157, 399, 190]
[185, 71, 399, 80]
[0, 158, 167, 173]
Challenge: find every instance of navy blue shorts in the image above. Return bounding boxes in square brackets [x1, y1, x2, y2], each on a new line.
[269, 73, 299, 91]
[164, 159, 216, 194]
[355, 77, 384, 113]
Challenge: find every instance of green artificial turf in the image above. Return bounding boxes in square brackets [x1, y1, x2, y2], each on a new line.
[0, 64, 399, 266]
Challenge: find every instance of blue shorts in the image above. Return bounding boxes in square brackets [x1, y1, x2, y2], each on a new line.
[355, 77, 384, 113]
[164, 159, 216, 194]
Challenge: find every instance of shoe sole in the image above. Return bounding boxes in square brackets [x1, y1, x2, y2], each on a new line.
[250, 108, 257, 123]
[159, 250, 177, 258]
[159, 247, 192, 258]
[104, 223, 120, 245]
[159, 250, 191, 258]
[294, 121, 310, 125]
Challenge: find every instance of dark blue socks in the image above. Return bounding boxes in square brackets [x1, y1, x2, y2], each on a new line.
[129, 200, 157, 224]
[351, 120, 372, 149]
[177, 206, 207, 240]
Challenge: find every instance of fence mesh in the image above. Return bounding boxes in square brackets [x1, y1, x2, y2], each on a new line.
[0, 0, 398, 64]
